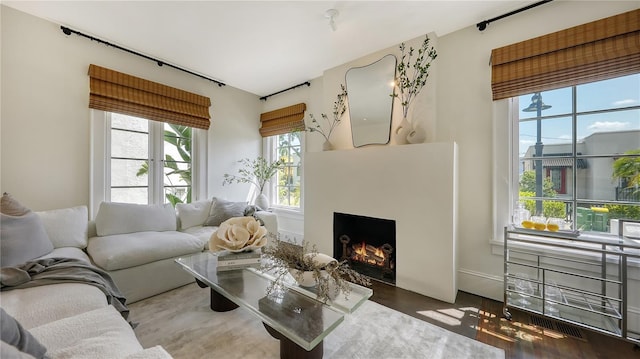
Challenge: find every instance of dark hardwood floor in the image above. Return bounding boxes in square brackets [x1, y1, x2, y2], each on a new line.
[369, 280, 639, 359]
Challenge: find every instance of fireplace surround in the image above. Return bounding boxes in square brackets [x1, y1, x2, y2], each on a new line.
[304, 142, 458, 303]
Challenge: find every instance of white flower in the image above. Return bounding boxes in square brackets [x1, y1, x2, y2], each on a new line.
[209, 216, 268, 252]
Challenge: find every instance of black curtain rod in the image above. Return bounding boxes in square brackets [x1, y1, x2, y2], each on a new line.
[477, 0, 553, 31]
[260, 81, 311, 101]
[60, 26, 225, 87]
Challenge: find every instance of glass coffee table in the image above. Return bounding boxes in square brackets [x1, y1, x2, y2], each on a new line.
[175, 252, 372, 359]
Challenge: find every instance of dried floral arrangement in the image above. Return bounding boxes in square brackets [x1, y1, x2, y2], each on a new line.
[306, 84, 348, 143]
[261, 239, 371, 302]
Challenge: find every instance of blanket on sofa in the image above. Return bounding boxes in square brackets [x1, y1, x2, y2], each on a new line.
[0, 258, 129, 319]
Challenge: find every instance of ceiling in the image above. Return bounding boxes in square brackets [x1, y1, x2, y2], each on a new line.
[4, 1, 533, 97]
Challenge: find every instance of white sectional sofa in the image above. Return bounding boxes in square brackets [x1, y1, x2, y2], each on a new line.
[0, 194, 277, 358]
[0, 199, 173, 358]
[87, 199, 277, 303]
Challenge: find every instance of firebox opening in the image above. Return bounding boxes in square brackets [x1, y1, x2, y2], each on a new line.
[333, 212, 396, 285]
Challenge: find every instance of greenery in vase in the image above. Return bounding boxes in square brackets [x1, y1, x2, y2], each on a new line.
[261, 239, 371, 302]
[394, 35, 438, 121]
[307, 84, 348, 142]
[222, 157, 284, 194]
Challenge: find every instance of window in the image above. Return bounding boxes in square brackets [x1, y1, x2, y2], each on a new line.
[92, 111, 204, 215]
[512, 74, 640, 233]
[266, 132, 302, 209]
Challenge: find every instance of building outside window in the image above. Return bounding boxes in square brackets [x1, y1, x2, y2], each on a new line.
[267, 132, 302, 209]
[513, 74, 640, 233]
[107, 112, 194, 206]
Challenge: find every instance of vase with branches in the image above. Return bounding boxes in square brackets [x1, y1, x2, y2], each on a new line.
[307, 84, 348, 150]
[222, 157, 284, 209]
[393, 35, 437, 144]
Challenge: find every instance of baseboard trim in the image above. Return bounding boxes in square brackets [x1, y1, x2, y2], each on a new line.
[457, 268, 504, 301]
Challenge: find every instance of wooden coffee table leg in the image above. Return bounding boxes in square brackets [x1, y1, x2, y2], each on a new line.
[262, 323, 323, 359]
[195, 279, 238, 312]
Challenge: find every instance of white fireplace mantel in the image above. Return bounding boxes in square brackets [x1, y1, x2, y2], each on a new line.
[304, 142, 459, 303]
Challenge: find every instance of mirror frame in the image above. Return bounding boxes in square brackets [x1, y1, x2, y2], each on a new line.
[345, 54, 396, 147]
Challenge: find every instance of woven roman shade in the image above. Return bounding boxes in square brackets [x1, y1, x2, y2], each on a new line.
[88, 64, 212, 129]
[259, 103, 307, 137]
[491, 9, 640, 100]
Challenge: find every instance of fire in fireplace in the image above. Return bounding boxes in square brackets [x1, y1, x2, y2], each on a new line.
[333, 212, 396, 285]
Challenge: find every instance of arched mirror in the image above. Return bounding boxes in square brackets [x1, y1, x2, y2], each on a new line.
[345, 54, 396, 147]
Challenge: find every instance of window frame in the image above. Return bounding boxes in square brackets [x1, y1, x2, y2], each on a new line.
[510, 78, 640, 235]
[263, 133, 304, 213]
[90, 110, 207, 218]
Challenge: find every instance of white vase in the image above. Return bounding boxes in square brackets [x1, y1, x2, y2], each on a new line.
[407, 127, 426, 144]
[322, 140, 333, 151]
[395, 117, 412, 145]
[255, 193, 269, 210]
[288, 269, 322, 287]
[288, 253, 338, 287]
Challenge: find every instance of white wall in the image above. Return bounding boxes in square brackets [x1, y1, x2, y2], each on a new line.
[1, 5, 262, 211]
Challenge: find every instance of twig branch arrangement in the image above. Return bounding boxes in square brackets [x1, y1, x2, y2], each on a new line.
[307, 84, 348, 142]
[222, 157, 284, 194]
[394, 35, 438, 121]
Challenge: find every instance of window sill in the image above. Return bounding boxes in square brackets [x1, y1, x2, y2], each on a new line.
[270, 206, 304, 220]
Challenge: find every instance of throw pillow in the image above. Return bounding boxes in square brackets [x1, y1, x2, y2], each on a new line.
[0, 308, 48, 359]
[176, 199, 212, 230]
[95, 202, 177, 236]
[203, 198, 247, 227]
[0, 193, 30, 216]
[0, 212, 54, 267]
[36, 206, 88, 249]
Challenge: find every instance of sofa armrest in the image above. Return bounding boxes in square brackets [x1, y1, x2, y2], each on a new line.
[255, 211, 277, 238]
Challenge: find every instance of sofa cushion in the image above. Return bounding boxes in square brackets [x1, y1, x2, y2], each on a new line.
[1, 283, 108, 329]
[0, 212, 54, 267]
[0, 193, 30, 216]
[36, 206, 88, 249]
[203, 198, 248, 227]
[95, 202, 176, 236]
[88, 231, 203, 271]
[0, 308, 48, 359]
[30, 305, 143, 359]
[176, 199, 211, 230]
[181, 225, 216, 249]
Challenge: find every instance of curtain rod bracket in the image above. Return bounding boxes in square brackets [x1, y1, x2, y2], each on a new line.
[60, 26, 225, 87]
[477, 0, 553, 32]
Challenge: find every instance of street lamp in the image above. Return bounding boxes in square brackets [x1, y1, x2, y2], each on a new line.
[522, 92, 552, 215]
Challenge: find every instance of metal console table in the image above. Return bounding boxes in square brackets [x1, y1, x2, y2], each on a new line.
[503, 223, 640, 345]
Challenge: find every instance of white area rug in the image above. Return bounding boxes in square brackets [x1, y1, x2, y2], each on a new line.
[129, 284, 504, 359]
